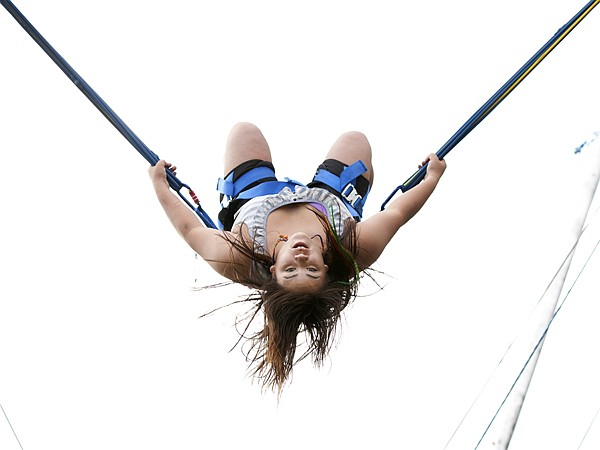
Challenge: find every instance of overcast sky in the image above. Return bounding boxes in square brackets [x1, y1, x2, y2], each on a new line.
[1, 0, 600, 449]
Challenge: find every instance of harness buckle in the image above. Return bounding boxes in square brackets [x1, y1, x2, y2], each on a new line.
[341, 183, 362, 207]
[220, 196, 231, 209]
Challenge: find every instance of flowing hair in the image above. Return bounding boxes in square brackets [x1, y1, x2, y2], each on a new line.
[219, 206, 361, 393]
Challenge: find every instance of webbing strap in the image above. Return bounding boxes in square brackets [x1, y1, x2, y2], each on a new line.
[233, 180, 304, 200]
[217, 160, 370, 218]
[313, 160, 369, 218]
[313, 160, 367, 189]
[217, 166, 276, 198]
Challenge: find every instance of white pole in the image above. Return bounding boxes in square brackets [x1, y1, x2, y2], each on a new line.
[489, 133, 600, 449]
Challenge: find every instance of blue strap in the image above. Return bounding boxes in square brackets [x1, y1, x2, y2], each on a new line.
[313, 160, 367, 190]
[313, 160, 370, 218]
[217, 164, 305, 207]
[217, 166, 276, 198]
[216, 179, 303, 230]
[217, 160, 370, 219]
[234, 180, 303, 200]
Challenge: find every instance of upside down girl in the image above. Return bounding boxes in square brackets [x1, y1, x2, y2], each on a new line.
[149, 122, 446, 393]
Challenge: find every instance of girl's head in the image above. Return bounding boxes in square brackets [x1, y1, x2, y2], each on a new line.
[221, 207, 360, 393]
[269, 231, 329, 293]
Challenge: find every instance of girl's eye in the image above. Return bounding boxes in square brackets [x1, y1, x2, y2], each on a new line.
[285, 267, 296, 272]
[307, 267, 317, 272]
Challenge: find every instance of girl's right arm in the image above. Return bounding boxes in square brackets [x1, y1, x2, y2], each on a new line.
[356, 154, 446, 269]
[149, 160, 243, 280]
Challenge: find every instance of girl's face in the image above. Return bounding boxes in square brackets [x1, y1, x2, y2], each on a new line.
[270, 232, 328, 293]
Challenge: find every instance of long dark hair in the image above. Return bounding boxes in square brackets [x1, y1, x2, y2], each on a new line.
[220, 207, 360, 393]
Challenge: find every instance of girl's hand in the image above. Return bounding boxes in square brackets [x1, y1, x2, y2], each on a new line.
[148, 160, 177, 188]
[419, 153, 447, 181]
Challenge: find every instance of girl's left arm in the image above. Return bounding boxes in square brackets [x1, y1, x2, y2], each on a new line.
[356, 154, 446, 269]
[149, 160, 244, 280]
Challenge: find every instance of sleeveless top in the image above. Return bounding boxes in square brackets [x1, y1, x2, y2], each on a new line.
[232, 186, 353, 254]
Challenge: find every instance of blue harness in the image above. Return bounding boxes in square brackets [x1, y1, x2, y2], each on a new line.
[216, 160, 370, 229]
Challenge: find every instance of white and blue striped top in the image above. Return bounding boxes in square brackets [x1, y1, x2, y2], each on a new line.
[232, 186, 353, 255]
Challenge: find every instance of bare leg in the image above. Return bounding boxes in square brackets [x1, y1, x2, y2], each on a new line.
[324, 131, 374, 186]
[224, 122, 272, 176]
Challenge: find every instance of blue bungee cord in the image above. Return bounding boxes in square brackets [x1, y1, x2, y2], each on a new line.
[0, 0, 217, 229]
[2, 0, 598, 222]
[381, 0, 600, 209]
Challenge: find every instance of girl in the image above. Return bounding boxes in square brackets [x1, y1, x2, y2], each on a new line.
[149, 122, 446, 392]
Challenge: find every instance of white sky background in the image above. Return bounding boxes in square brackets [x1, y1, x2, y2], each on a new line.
[1, 0, 599, 448]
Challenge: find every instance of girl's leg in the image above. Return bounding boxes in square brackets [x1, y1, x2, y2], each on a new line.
[224, 122, 272, 176]
[323, 131, 374, 186]
[219, 123, 275, 230]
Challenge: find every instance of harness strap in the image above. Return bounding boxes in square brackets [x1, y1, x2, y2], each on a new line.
[232, 179, 305, 200]
[217, 166, 304, 207]
[216, 159, 370, 218]
[312, 160, 370, 218]
[217, 166, 276, 198]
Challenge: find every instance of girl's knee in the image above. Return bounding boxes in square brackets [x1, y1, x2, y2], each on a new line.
[330, 131, 373, 184]
[337, 131, 372, 157]
[228, 122, 262, 139]
[224, 122, 271, 174]
[340, 131, 369, 145]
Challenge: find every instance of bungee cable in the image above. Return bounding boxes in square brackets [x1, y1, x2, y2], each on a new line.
[2, 0, 597, 224]
[381, 0, 600, 209]
[0, 0, 217, 229]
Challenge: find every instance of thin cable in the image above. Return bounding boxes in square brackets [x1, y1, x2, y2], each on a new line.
[474, 236, 600, 449]
[577, 404, 600, 449]
[0, 401, 24, 450]
[444, 205, 600, 449]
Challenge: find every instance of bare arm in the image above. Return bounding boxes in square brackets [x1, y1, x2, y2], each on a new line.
[356, 154, 446, 269]
[148, 160, 246, 280]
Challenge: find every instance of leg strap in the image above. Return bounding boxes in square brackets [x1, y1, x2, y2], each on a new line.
[217, 166, 276, 198]
[217, 160, 370, 218]
[312, 160, 370, 218]
[217, 166, 303, 207]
